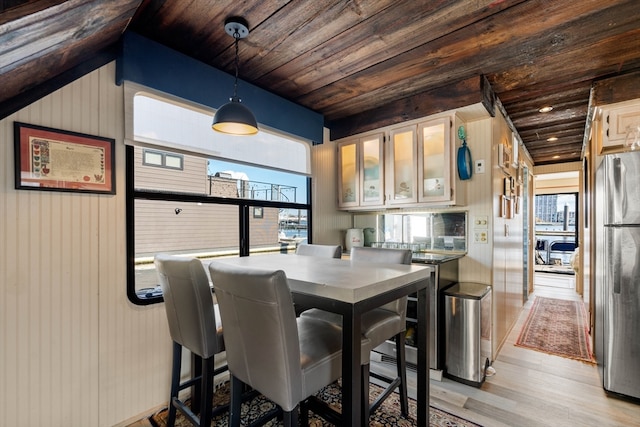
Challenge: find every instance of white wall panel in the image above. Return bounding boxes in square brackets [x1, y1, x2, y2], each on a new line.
[311, 131, 353, 246]
[0, 62, 173, 427]
[457, 117, 494, 286]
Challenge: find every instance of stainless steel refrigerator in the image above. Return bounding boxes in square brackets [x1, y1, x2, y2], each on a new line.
[595, 151, 640, 400]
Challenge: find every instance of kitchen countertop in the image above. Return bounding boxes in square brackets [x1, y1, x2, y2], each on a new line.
[411, 252, 465, 264]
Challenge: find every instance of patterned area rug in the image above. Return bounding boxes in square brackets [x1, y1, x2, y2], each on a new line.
[515, 296, 594, 363]
[150, 379, 481, 426]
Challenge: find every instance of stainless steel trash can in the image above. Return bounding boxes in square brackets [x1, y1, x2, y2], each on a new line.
[443, 282, 492, 387]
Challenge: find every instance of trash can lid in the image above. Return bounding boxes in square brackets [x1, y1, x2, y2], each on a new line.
[443, 282, 490, 299]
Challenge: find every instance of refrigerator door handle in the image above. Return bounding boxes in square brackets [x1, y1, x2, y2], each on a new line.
[611, 157, 625, 224]
[612, 228, 621, 294]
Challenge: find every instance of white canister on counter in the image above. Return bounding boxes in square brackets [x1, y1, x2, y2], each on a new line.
[345, 228, 364, 252]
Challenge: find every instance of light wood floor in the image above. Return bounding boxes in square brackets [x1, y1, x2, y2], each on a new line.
[372, 273, 640, 427]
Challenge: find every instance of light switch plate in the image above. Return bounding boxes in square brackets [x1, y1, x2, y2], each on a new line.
[475, 159, 485, 174]
[474, 215, 488, 229]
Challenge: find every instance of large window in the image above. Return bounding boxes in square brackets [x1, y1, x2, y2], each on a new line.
[534, 193, 578, 267]
[126, 91, 312, 305]
[142, 149, 183, 169]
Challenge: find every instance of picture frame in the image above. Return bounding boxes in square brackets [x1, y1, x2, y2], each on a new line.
[516, 160, 525, 184]
[503, 176, 515, 197]
[14, 122, 115, 194]
[498, 142, 511, 174]
[507, 197, 514, 219]
[253, 206, 264, 218]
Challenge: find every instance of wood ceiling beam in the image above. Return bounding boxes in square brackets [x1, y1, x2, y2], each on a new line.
[591, 70, 640, 106]
[328, 75, 493, 141]
[0, 0, 140, 101]
[0, 46, 117, 121]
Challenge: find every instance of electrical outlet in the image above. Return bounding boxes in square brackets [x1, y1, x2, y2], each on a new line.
[474, 231, 488, 243]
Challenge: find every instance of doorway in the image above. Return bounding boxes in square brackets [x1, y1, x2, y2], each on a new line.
[533, 169, 580, 293]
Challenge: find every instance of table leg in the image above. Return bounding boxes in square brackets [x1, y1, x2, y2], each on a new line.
[417, 284, 430, 427]
[341, 310, 362, 426]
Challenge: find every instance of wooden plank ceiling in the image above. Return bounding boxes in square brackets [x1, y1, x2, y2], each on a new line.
[1, 0, 639, 165]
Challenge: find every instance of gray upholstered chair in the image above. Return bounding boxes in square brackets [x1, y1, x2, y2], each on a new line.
[300, 246, 412, 420]
[208, 261, 343, 427]
[294, 243, 342, 315]
[295, 243, 342, 258]
[155, 254, 226, 427]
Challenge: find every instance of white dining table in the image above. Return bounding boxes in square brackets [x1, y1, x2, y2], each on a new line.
[211, 253, 433, 427]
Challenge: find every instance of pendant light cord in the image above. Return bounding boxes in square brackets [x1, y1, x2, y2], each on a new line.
[232, 31, 240, 99]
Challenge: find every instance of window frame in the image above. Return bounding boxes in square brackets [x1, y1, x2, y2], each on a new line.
[126, 146, 312, 305]
[142, 148, 184, 170]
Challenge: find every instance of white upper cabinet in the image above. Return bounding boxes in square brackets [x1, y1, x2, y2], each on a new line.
[337, 139, 359, 208]
[337, 133, 384, 209]
[336, 115, 464, 211]
[360, 134, 385, 207]
[418, 118, 451, 203]
[601, 99, 640, 153]
[387, 125, 418, 206]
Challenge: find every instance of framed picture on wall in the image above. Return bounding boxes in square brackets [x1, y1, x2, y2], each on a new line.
[503, 176, 515, 196]
[516, 160, 525, 184]
[498, 143, 511, 174]
[499, 195, 508, 218]
[14, 122, 115, 194]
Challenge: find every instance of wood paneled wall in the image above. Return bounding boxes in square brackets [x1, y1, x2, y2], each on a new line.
[0, 63, 172, 427]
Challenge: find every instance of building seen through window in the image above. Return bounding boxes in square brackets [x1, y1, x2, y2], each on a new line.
[127, 92, 311, 304]
[534, 193, 578, 268]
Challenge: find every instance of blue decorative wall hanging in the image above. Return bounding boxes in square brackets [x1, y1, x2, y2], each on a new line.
[457, 125, 473, 180]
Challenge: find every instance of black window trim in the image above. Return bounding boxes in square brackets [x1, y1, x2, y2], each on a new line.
[126, 145, 313, 305]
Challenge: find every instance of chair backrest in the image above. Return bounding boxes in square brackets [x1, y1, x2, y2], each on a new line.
[154, 254, 221, 359]
[208, 261, 302, 411]
[350, 246, 412, 314]
[350, 246, 412, 265]
[295, 243, 342, 258]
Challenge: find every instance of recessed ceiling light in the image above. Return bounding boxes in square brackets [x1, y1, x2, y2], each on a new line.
[547, 136, 558, 142]
[552, 155, 560, 159]
[539, 106, 553, 113]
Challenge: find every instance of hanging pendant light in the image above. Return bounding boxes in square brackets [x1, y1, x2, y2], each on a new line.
[212, 17, 258, 135]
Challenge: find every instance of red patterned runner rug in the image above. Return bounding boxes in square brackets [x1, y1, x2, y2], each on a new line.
[515, 296, 594, 363]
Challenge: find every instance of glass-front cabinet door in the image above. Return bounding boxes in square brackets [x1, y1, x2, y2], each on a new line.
[387, 125, 418, 205]
[418, 117, 451, 203]
[360, 133, 384, 207]
[337, 134, 384, 209]
[337, 140, 359, 208]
